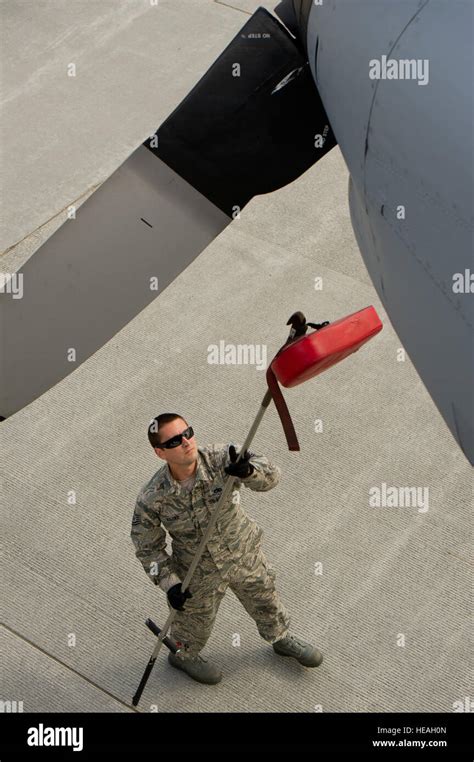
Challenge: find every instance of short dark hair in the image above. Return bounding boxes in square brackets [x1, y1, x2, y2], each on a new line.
[147, 413, 188, 449]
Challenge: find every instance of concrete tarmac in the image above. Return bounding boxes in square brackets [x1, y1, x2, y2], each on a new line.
[1, 0, 471, 713]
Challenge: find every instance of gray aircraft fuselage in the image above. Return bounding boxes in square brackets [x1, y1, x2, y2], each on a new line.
[291, 0, 473, 463]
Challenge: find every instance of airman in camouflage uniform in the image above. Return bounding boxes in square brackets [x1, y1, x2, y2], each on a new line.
[131, 414, 322, 683]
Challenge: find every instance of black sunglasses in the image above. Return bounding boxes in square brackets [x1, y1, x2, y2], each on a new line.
[158, 426, 194, 449]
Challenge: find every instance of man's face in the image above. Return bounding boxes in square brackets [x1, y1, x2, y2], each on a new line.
[154, 418, 198, 467]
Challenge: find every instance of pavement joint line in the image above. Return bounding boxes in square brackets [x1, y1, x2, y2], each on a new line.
[0, 182, 103, 259]
[1, 622, 140, 713]
[226, 222, 380, 289]
[214, 0, 252, 15]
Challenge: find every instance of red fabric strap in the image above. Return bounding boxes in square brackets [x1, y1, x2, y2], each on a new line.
[266, 365, 300, 451]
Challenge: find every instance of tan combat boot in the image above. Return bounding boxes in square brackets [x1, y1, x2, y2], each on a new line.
[168, 650, 222, 684]
[272, 633, 323, 667]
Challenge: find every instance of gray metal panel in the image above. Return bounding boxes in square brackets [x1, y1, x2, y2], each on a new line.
[307, 0, 423, 179]
[0, 147, 230, 417]
[307, 0, 474, 462]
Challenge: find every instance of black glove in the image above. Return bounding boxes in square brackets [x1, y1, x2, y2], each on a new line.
[224, 444, 255, 478]
[167, 583, 192, 611]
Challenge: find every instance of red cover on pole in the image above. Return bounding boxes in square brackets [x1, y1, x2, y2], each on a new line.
[266, 306, 383, 451]
[271, 306, 382, 388]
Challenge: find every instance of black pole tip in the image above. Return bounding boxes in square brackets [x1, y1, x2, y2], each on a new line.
[286, 311, 306, 328]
